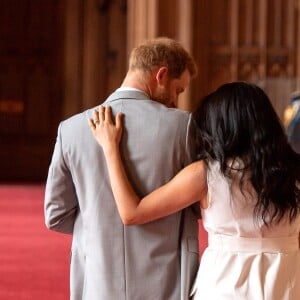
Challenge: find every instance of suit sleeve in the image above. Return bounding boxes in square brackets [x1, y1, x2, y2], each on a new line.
[185, 114, 201, 217]
[184, 114, 198, 166]
[180, 113, 200, 300]
[44, 122, 78, 234]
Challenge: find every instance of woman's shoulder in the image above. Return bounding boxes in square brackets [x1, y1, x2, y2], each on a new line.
[173, 161, 207, 184]
[178, 161, 208, 186]
[185, 160, 207, 173]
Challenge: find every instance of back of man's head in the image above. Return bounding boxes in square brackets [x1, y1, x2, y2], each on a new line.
[128, 37, 197, 79]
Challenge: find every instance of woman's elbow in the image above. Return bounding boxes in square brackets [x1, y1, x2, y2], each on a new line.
[120, 214, 141, 226]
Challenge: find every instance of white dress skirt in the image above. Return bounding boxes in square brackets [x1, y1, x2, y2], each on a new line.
[190, 161, 300, 300]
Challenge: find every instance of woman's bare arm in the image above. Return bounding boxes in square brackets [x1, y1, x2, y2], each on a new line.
[88, 105, 207, 225]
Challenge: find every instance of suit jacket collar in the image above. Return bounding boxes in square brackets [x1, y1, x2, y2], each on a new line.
[104, 89, 150, 104]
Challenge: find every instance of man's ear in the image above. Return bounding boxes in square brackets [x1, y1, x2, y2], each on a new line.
[155, 67, 168, 84]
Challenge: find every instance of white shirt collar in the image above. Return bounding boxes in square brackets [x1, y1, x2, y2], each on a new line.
[116, 87, 149, 98]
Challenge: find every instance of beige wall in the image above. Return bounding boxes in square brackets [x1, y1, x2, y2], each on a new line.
[0, 0, 299, 180]
[64, 0, 300, 118]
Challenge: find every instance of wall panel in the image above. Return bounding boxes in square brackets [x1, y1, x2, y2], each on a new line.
[194, 0, 299, 118]
[0, 0, 65, 181]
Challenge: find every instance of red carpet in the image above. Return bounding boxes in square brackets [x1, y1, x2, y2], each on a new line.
[0, 184, 71, 300]
[0, 184, 207, 300]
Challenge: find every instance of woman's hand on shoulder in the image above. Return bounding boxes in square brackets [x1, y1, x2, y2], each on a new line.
[88, 105, 123, 154]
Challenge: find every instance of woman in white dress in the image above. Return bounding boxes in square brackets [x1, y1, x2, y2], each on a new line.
[88, 81, 300, 300]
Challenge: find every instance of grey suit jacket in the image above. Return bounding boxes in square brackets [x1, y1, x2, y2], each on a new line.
[44, 90, 199, 300]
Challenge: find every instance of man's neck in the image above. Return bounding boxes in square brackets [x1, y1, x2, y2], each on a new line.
[121, 71, 153, 98]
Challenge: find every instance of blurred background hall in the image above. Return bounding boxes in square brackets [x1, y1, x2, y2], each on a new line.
[1, 0, 300, 299]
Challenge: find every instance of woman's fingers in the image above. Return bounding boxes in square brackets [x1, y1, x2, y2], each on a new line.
[115, 112, 123, 130]
[90, 105, 122, 129]
[88, 118, 96, 130]
[104, 105, 113, 124]
[99, 105, 105, 123]
[94, 105, 112, 124]
[87, 105, 123, 150]
[93, 109, 100, 125]
[91, 106, 106, 128]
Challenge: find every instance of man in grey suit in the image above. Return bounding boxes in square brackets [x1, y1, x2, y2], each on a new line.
[44, 37, 200, 300]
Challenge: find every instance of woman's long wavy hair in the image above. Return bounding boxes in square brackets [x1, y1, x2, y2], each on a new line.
[194, 81, 300, 225]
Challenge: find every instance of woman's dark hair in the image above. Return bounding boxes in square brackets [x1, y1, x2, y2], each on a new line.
[194, 81, 300, 224]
